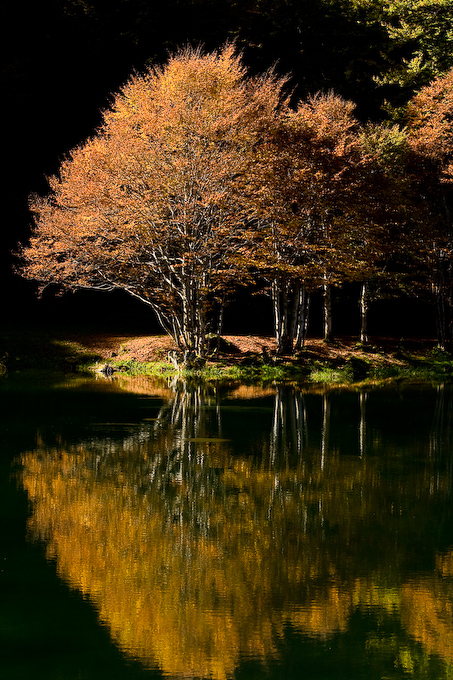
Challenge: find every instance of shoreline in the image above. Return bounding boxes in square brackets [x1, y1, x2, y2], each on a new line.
[1, 330, 452, 385]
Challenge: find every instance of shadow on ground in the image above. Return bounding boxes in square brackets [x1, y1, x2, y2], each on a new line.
[0, 328, 104, 372]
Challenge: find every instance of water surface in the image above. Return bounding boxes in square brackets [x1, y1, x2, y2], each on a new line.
[2, 374, 453, 679]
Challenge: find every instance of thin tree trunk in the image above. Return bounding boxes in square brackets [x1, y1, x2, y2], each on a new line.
[272, 277, 293, 355]
[294, 284, 310, 350]
[433, 280, 452, 352]
[271, 277, 282, 350]
[322, 280, 333, 342]
[359, 281, 369, 344]
[195, 297, 206, 356]
[216, 297, 225, 353]
[290, 281, 302, 345]
[280, 282, 291, 354]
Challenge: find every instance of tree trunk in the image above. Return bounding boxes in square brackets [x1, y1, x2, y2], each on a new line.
[294, 283, 311, 350]
[272, 277, 292, 355]
[272, 277, 312, 354]
[215, 297, 225, 353]
[359, 281, 369, 344]
[272, 277, 283, 351]
[180, 278, 208, 356]
[322, 280, 333, 342]
[280, 282, 292, 354]
[433, 277, 453, 353]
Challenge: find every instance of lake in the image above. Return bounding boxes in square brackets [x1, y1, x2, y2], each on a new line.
[1, 373, 453, 679]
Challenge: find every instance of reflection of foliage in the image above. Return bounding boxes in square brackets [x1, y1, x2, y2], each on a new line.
[20, 382, 453, 678]
[401, 562, 453, 666]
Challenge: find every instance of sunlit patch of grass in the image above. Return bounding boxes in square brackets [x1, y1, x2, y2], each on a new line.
[107, 358, 175, 376]
[309, 365, 352, 383]
[107, 357, 307, 383]
[105, 353, 453, 385]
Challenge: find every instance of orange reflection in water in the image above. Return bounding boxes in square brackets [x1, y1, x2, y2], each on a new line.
[21, 436, 453, 678]
[21, 445, 358, 678]
[401, 552, 453, 665]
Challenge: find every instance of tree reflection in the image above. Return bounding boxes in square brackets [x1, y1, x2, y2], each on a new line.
[20, 381, 453, 678]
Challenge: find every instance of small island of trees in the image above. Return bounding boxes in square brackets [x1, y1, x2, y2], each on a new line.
[17, 44, 453, 357]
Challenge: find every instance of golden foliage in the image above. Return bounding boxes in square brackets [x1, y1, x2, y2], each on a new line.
[408, 67, 453, 178]
[20, 45, 287, 353]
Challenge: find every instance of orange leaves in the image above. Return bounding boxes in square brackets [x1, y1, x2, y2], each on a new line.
[407, 68, 453, 178]
[290, 93, 358, 152]
[20, 43, 419, 350]
[19, 45, 288, 352]
[247, 91, 367, 285]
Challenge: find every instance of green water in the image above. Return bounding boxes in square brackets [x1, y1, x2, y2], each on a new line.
[1, 374, 453, 679]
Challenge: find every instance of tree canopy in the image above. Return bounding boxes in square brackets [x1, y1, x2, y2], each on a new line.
[20, 46, 286, 355]
[16, 34, 453, 351]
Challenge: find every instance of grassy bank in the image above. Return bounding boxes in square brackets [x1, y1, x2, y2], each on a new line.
[104, 345, 453, 385]
[1, 329, 452, 385]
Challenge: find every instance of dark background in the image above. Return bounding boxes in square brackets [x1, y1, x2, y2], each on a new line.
[1, 0, 435, 338]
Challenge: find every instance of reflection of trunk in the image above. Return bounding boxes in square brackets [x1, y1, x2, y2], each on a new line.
[157, 382, 221, 442]
[270, 386, 307, 462]
[359, 281, 369, 344]
[430, 383, 453, 458]
[430, 383, 453, 496]
[358, 391, 367, 457]
[272, 277, 310, 355]
[322, 280, 333, 342]
[320, 393, 330, 469]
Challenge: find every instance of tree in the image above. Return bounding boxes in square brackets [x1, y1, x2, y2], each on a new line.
[248, 92, 368, 352]
[406, 68, 453, 350]
[372, 0, 453, 116]
[355, 122, 415, 342]
[18, 45, 285, 357]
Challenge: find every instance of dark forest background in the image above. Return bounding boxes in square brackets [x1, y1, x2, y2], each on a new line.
[1, 0, 438, 338]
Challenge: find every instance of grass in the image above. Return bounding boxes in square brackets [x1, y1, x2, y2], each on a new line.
[105, 347, 453, 386]
[309, 365, 352, 384]
[104, 356, 307, 383]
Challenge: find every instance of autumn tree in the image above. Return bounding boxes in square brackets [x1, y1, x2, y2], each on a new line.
[18, 45, 285, 357]
[406, 68, 453, 350]
[248, 92, 369, 352]
[355, 122, 416, 343]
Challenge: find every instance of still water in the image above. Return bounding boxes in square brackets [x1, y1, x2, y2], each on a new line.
[1, 374, 453, 679]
